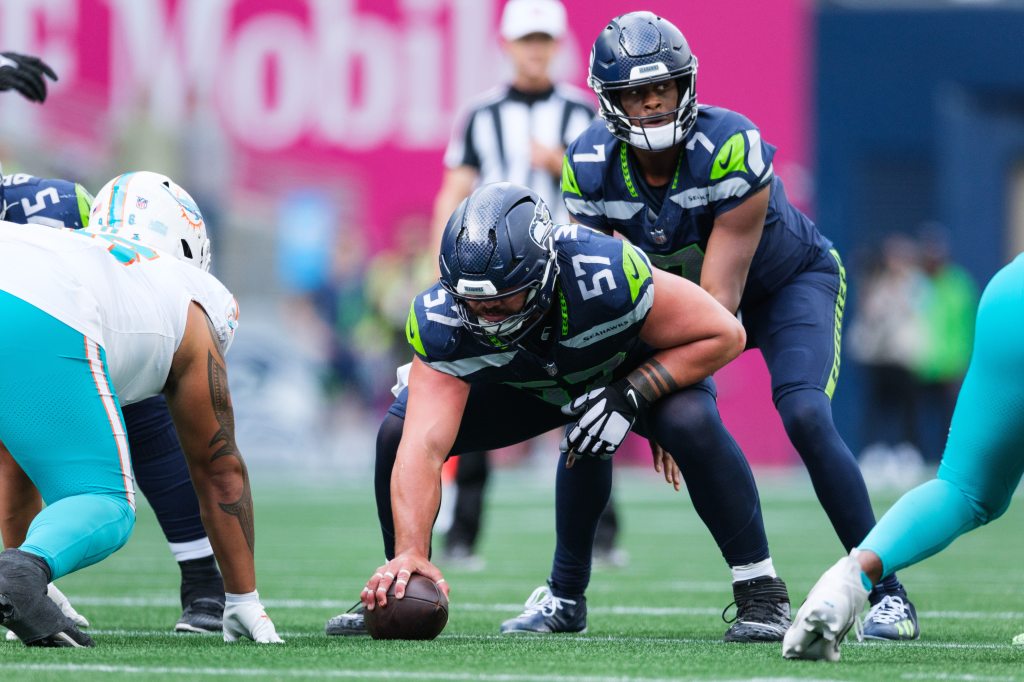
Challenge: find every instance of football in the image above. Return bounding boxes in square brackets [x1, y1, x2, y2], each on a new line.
[365, 574, 449, 640]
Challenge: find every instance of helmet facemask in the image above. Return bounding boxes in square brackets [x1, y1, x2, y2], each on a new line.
[439, 188, 560, 351]
[447, 244, 558, 350]
[591, 64, 698, 152]
[588, 11, 699, 152]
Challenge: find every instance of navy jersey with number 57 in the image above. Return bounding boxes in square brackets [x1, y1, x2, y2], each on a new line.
[561, 106, 831, 306]
[1, 173, 93, 229]
[405, 226, 656, 406]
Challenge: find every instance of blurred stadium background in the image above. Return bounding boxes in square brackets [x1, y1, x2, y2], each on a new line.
[2, 0, 1024, 487]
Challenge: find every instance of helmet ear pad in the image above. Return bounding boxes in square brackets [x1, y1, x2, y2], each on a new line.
[438, 182, 559, 349]
[588, 11, 699, 150]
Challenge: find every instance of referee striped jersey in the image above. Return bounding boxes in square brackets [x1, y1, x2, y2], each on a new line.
[443, 83, 595, 223]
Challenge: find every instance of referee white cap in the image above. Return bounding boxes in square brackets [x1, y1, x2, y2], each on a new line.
[500, 0, 567, 41]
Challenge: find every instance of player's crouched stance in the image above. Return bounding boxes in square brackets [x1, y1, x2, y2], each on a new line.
[0, 197, 281, 645]
[356, 182, 749, 636]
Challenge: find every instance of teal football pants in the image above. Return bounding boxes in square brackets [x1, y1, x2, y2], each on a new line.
[0, 291, 135, 580]
[860, 254, 1024, 578]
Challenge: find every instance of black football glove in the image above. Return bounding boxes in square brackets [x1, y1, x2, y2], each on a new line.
[560, 379, 650, 460]
[0, 52, 58, 103]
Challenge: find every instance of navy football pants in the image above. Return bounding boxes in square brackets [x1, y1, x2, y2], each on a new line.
[378, 377, 769, 597]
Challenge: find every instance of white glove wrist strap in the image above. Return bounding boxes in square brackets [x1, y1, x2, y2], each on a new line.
[225, 590, 260, 604]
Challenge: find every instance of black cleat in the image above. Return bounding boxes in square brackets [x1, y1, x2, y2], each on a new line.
[0, 549, 94, 648]
[722, 575, 792, 643]
[175, 597, 224, 633]
[499, 585, 587, 634]
[325, 602, 367, 636]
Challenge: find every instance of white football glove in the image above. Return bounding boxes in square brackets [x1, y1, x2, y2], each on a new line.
[223, 591, 284, 644]
[48, 582, 90, 627]
[561, 379, 649, 459]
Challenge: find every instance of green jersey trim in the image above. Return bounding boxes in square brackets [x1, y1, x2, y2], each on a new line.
[76, 183, 95, 228]
[561, 155, 582, 197]
[406, 300, 426, 356]
[710, 132, 749, 180]
[622, 242, 653, 303]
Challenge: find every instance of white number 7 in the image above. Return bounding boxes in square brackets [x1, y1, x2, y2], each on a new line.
[572, 254, 616, 300]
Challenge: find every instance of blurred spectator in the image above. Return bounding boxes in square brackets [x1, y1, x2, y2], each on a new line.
[912, 224, 978, 463]
[364, 213, 437, 411]
[365, 214, 436, 356]
[309, 229, 394, 408]
[182, 87, 234, 254]
[849, 235, 928, 479]
[109, 90, 180, 182]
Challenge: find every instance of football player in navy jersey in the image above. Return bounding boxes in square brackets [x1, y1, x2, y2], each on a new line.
[359, 182, 787, 639]
[557, 11, 918, 640]
[0, 171, 227, 635]
[0, 173, 91, 229]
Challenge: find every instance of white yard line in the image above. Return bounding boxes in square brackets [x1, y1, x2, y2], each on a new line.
[27, 628, 1019, 651]
[66, 596, 1024, 621]
[0, 664, 847, 682]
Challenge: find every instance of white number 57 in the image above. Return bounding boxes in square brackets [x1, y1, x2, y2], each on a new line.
[572, 254, 616, 301]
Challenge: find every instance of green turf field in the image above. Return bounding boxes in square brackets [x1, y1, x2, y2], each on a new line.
[1, 468, 1021, 681]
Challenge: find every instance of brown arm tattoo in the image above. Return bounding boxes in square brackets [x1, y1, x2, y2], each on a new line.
[627, 359, 681, 404]
[205, 317, 255, 555]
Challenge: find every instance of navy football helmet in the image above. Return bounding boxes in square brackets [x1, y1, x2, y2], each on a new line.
[588, 11, 698, 151]
[439, 182, 559, 349]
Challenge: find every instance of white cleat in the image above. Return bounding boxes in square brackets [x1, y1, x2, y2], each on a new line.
[782, 555, 869, 661]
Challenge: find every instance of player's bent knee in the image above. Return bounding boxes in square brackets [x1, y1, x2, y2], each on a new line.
[650, 390, 721, 441]
[777, 389, 834, 440]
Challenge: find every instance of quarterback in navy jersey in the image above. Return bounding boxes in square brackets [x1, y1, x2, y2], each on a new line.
[559, 11, 919, 640]
[0, 171, 227, 635]
[359, 182, 786, 640]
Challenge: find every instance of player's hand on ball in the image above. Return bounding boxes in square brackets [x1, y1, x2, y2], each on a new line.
[362, 552, 449, 610]
[561, 379, 649, 459]
[223, 591, 284, 644]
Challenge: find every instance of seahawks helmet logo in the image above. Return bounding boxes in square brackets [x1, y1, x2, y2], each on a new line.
[528, 201, 554, 247]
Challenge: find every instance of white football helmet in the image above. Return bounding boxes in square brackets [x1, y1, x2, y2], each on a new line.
[88, 171, 212, 271]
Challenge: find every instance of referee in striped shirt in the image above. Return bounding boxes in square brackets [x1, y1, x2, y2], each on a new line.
[430, 0, 594, 231]
[430, 0, 626, 574]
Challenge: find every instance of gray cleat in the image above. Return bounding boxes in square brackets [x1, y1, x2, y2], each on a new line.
[0, 549, 93, 648]
[175, 597, 224, 633]
[325, 603, 367, 636]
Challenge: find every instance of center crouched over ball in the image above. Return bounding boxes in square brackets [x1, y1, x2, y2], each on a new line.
[366, 574, 449, 640]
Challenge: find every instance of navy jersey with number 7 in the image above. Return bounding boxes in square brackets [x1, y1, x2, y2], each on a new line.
[561, 107, 832, 307]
